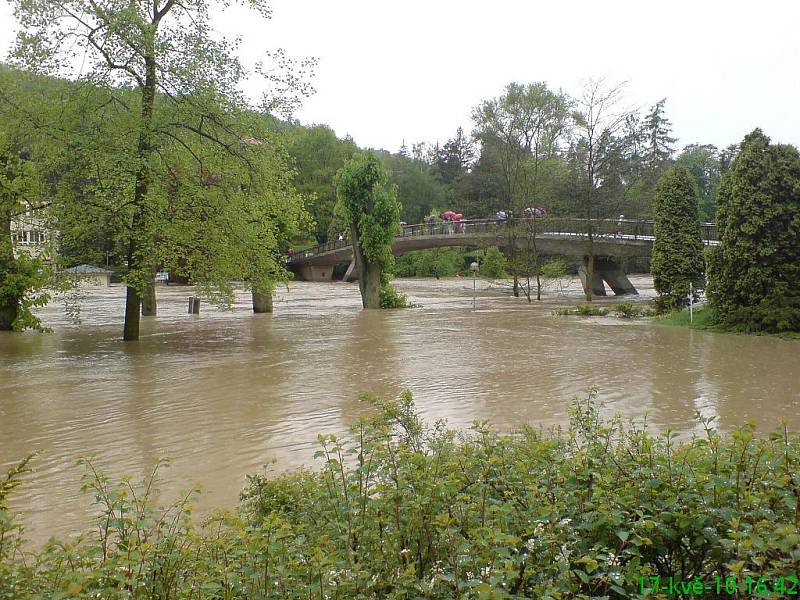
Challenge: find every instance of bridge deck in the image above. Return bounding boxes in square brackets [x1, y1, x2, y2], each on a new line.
[288, 218, 717, 267]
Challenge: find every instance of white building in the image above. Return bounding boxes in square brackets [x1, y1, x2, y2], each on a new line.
[63, 264, 113, 287]
[11, 212, 53, 261]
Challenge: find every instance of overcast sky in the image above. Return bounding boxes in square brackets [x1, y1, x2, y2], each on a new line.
[1, 0, 798, 152]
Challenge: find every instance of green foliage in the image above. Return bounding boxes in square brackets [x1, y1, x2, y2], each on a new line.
[707, 129, 800, 333]
[286, 125, 357, 244]
[540, 257, 567, 279]
[6, 392, 800, 598]
[395, 247, 466, 278]
[676, 144, 722, 221]
[612, 303, 642, 319]
[654, 305, 718, 328]
[335, 152, 400, 269]
[0, 82, 56, 331]
[555, 304, 609, 316]
[384, 151, 448, 225]
[0, 253, 51, 331]
[478, 246, 508, 279]
[8, 0, 313, 339]
[379, 284, 412, 308]
[651, 165, 706, 310]
[0, 454, 33, 585]
[575, 304, 609, 316]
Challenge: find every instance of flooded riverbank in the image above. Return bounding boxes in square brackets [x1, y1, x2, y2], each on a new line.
[1, 276, 799, 544]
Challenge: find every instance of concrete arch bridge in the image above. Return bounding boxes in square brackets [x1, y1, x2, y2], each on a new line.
[287, 218, 718, 297]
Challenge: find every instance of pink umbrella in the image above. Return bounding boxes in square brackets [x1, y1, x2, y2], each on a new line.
[441, 210, 456, 220]
[453, 213, 463, 222]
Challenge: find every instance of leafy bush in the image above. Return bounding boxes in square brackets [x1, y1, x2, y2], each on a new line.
[479, 246, 508, 279]
[0, 253, 51, 331]
[613, 303, 641, 319]
[575, 304, 608, 316]
[379, 284, 412, 308]
[540, 257, 567, 280]
[4, 392, 800, 598]
[394, 247, 466, 278]
[553, 305, 609, 316]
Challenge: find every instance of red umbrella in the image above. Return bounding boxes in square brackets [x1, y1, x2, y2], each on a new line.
[453, 213, 463, 222]
[441, 210, 456, 220]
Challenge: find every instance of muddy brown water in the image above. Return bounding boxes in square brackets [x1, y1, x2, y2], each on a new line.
[1, 276, 799, 544]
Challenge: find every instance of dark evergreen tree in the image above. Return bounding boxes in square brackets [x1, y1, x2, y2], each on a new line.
[651, 165, 705, 310]
[707, 129, 800, 332]
[643, 98, 677, 170]
[433, 127, 476, 185]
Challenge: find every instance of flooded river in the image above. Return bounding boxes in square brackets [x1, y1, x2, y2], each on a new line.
[1, 276, 799, 544]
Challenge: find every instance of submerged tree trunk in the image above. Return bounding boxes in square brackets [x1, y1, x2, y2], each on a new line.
[123, 48, 157, 341]
[123, 217, 143, 340]
[351, 223, 381, 309]
[362, 262, 381, 308]
[0, 211, 18, 330]
[252, 290, 273, 313]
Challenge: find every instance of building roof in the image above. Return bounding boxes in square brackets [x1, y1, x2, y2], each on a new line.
[63, 264, 113, 275]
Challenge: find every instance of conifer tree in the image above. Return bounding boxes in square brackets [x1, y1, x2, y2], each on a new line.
[707, 129, 800, 332]
[651, 165, 705, 309]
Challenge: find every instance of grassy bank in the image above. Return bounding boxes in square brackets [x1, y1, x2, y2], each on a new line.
[3, 392, 800, 599]
[655, 305, 800, 339]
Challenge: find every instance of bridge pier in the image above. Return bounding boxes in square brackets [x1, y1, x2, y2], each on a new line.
[342, 259, 357, 282]
[295, 265, 333, 282]
[578, 257, 638, 297]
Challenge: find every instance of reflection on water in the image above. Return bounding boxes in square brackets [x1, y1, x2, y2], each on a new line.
[1, 276, 799, 543]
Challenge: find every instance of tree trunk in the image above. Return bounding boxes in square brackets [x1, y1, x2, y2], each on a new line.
[252, 290, 273, 313]
[362, 262, 381, 308]
[350, 223, 382, 309]
[123, 285, 142, 340]
[0, 211, 19, 330]
[123, 47, 157, 341]
[141, 273, 157, 316]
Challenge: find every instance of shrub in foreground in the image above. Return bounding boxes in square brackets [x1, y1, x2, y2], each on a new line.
[3, 392, 800, 598]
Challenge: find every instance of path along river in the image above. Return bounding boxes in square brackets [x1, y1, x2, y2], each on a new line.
[1, 276, 799, 544]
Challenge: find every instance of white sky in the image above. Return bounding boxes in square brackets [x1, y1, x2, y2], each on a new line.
[1, 0, 799, 152]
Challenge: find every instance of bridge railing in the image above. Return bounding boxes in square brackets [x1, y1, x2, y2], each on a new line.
[288, 217, 717, 263]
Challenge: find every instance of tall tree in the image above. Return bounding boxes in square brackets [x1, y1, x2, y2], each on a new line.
[571, 78, 633, 301]
[472, 81, 571, 300]
[651, 165, 705, 310]
[9, 0, 311, 340]
[334, 152, 400, 309]
[707, 129, 800, 332]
